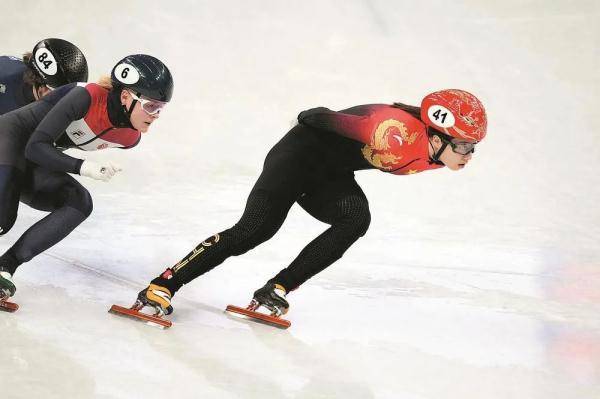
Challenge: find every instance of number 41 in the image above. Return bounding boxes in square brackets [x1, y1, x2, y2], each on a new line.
[432, 109, 447, 123]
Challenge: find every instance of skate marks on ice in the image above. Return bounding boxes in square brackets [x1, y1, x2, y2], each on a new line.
[41, 251, 227, 327]
[42, 250, 288, 331]
[5, 283, 599, 399]
[1, 286, 99, 399]
[312, 265, 600, 330]
[2, 283, 233, 399]
[42, 251, 150, 290]
[43, 252, 174, 328]
[133, 318, 376, 399]
[317, 337, 600, 399]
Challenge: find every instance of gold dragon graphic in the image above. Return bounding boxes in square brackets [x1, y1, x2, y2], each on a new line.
[362, 119, 418, 170]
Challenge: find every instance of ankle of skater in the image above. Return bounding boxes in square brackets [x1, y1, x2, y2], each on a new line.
[0, 248, 22, 276]
[151, 267, 183, 296]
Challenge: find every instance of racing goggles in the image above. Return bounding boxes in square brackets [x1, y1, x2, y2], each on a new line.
[129, 91, 167, 115]
[443, 137, 477, 155]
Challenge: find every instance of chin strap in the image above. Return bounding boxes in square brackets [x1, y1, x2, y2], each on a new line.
[428, 139, 447, 166]
[108, 88, 135, 129]
[125, 98, 137, 117]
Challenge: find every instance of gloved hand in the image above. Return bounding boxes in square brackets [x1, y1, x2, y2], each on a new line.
[297, 107, 329, 125]
[79, 160, 122, 182]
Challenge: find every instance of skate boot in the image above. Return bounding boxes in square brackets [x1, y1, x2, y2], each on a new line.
[225, 282, 291, 328]
[109, 282, 174, 328]
[0, 266, 16, 300]
[0, 267, 18, 312]
[135, 283, 173, 316]
[251, 282, 289, 316]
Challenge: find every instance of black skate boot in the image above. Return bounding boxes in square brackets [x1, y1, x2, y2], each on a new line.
[0, 266, 18, 312]
[250, 282, 289, 317]
[0, 266, 16, 300]
[225, 282, 291, 328]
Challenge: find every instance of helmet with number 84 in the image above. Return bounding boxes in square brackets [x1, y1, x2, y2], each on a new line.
[111, 54, 174, 103]
[420, 89, 487, 142]
[29, 38, 88, 88]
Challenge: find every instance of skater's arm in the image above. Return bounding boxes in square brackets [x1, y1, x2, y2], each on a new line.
[297, 107, 372, 144]
[25, 87, 91, 174]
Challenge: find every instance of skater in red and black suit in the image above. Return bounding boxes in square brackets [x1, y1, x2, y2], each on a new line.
[138, 90, 487, 320]
[0, 54, 174, 304]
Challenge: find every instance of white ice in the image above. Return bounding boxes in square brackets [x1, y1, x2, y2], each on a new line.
[1, 1, 599, 398]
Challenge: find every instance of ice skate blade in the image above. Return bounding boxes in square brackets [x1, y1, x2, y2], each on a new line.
[225, 305, 291, 329]
[0, 300, 19, 313]
[109, 304, 172, 329]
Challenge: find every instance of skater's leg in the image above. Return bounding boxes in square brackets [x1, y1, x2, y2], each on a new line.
[0, 165, 26, 299]
[0, 165, 23, 236]
[269, 177, 371, 292]
[151, 149, 308, 297]
[4, 166, 92, 272]
[0, 124, 29, 296]
[0, 117, 30, 237]
[154, 187, 296, 295]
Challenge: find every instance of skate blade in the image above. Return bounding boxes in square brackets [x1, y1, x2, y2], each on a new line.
[225, 305, 291, 329]
[0, 299, 19, 313]
[109, 304, 172, 329]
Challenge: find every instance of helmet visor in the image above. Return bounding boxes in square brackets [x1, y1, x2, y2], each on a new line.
[129, 91, 167, 115]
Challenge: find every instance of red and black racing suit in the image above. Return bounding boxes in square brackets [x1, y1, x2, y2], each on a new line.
[155, 104, 443, 294]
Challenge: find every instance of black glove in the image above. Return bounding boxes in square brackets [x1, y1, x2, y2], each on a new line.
[297, 107, 330, 125]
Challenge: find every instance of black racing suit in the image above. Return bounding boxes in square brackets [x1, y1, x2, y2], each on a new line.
[156, 105, 377, 294]
[0, 56, 36, 115]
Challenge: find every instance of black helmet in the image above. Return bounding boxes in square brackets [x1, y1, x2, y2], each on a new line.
[29, 38, 88, 88]
[111, 54, 173, 102]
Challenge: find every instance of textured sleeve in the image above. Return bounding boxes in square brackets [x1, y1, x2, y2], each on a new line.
[297, 106, 373, 144]
[24, 87, 91, 174]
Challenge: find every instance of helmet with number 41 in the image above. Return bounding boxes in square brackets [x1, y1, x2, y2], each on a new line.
[420, 89, 487, 142]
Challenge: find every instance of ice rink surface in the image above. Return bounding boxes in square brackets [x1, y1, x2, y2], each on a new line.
[1, 1, 599, 398]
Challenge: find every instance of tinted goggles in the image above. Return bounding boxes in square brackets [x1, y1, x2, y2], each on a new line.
[437, 135, 477, 155]
[448, 140, 476, 155]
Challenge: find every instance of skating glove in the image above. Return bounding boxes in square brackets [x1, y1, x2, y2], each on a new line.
[79, 160, 122, 182]
[297, 107, 330, 125]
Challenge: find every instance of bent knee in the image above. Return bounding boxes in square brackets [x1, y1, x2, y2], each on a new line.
[65, 185, 93, 217]
[337, 196, 371, 238]
[0, 212, 17, 236]
[354, 209, 371, 237]
[223, 215, 282, 257]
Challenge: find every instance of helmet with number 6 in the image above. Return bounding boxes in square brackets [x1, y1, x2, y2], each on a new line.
[111, 54, 174, 102]
[29, 38, 88, 88]
[420, 89, 487, 141]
